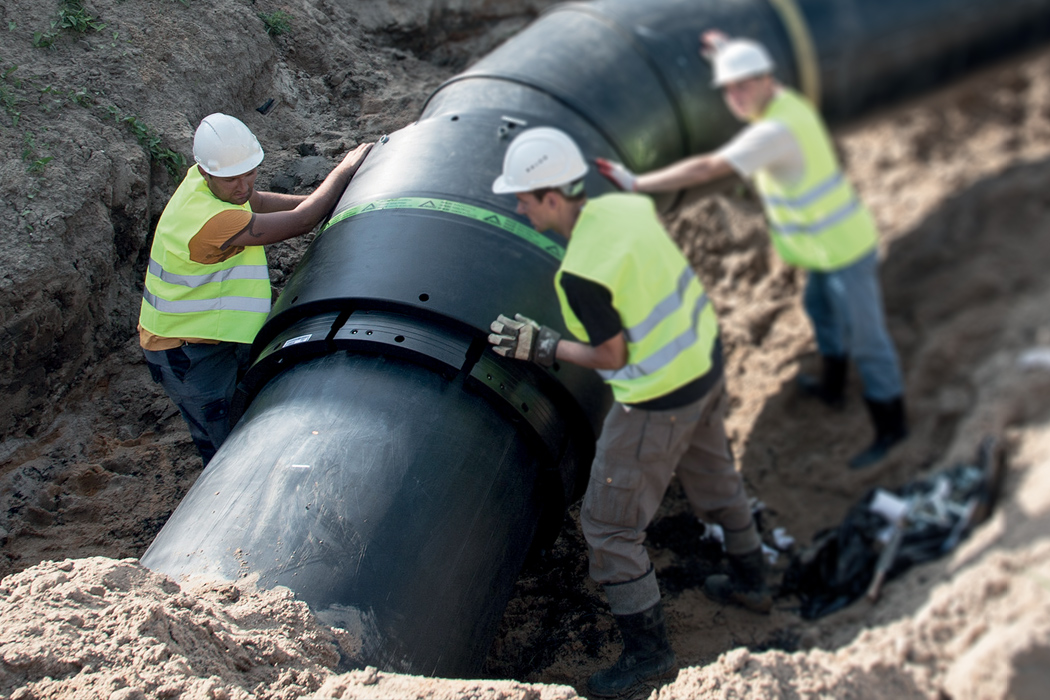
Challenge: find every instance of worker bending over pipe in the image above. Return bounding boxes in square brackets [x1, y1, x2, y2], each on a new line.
[599, 32, 908, 470]
[488, 127, 768, 698]
[138, 113, 372, 465]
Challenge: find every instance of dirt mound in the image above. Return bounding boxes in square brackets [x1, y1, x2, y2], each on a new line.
[0, 558, 339, 699]
[2, 1, 1050, 699]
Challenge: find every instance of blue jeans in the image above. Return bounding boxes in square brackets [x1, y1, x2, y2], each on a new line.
[803, 251, 903, 402]
[144, 342, 251, 465]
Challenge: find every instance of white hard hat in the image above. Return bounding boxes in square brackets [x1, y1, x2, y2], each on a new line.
[492, 127, 589, 195]
[193, 113, 264, 177]
[711, 38, 775, 87]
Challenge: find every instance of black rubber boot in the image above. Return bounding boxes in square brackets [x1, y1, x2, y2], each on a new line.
[849, 396, 909, 469]
[796, 355, 848, 409]
[587, 601, 678, 698]
[702, 548, 773, 614]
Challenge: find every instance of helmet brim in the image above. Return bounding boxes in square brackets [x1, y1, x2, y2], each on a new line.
[492, 164, 590, 195]
[492, 174, 527, 195]
[197, 150, 265, 178]
[711, 67, 772, 88]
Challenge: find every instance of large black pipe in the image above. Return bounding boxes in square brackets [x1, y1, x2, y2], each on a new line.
[141, 0, 1050, 677]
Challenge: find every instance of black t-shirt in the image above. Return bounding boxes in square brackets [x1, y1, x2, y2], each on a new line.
[560, 272, 724, 410]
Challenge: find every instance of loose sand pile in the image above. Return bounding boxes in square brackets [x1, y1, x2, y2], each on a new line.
[2, 1, 1050, 698]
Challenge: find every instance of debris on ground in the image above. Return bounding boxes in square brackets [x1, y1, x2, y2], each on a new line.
[781, 437, 1006, 619]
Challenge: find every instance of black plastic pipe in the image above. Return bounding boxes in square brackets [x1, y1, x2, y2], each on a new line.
[141, 0, 1050, 678]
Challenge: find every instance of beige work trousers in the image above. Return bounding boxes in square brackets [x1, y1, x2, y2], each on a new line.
[581, 378, 753, 587]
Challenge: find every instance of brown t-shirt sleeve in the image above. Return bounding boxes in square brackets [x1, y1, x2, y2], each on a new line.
[138, 324, 219, 351]
[187, 209, 255, 264]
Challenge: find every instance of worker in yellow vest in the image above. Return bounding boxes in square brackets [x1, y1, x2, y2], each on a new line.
[489, 127, 768, 698]
[598, 32, 907, 470]
[139, 113, 371, 465]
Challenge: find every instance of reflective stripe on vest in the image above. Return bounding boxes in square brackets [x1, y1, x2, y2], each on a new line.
[763, 171, 843, 209]
[755, 89, 877, 270]
[773, 197, 861, 236]
[555, 193, 718, 404]
[147, 257, 269, 288]
[599, 290, 710, 382]
[142, 289, 272, 315]
[624, 266, 695, 343]
[139, 166, 271, 344]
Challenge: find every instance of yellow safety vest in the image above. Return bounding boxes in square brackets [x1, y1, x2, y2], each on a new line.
[555, 193, 718, 404]
[755, 89, 878, 271]
[139, 167, 271, 344]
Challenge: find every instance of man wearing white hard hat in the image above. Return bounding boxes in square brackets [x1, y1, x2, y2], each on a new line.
[489, 126, 768, 698]
[138, 113, 372, 465]
[597, 31, 907, 470]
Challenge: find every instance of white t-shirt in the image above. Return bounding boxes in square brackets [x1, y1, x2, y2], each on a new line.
[715, 119, 805, 186]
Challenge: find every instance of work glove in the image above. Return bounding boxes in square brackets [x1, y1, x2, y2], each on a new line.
[700, 30, 730, 61]
[488, 313, 560, 367]
[595, 158, 638, 192]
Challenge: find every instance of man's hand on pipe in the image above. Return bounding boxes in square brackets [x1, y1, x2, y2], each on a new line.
[335, 142, 375, 177]
[488, 313, 560, 367]
[700, 29, 729, 60]
[595, 158, 638, 192]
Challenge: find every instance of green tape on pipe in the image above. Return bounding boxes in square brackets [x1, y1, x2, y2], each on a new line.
[323, 197, 566, 261]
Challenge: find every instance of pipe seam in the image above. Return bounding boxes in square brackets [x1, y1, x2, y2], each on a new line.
[767, 0, 822, 106]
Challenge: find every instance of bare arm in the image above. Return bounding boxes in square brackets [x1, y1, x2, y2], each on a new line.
[556, 332, 628, 371]
[227, 142, 373, 247]
[634, 153, 734, 194]
[249, 191, 306, 213]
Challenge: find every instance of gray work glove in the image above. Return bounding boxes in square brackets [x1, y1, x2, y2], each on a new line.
[488, 313, 560, 367]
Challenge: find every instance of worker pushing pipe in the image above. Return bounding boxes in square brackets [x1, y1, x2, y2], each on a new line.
[141, 0, 1050, 680]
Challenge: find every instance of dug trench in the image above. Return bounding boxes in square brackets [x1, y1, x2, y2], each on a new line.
[481, 47, 1050, 688]
[3, 4, 1050, 699]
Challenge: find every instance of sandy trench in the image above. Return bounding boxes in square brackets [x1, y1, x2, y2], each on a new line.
[2, 1, 1050, 699]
